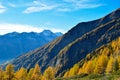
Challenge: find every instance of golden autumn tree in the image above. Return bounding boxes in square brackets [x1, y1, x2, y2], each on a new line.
[31, 63, 42, 80]
[94, 54, 108, 74]
[84, 60, 94, 74]
[117, 56, 120, 70]
[26, 68, 34, 80]
[106, 57, 114, 74]
[113, 58, 119, 72]
[78, 68, 82, 75]
[63, 71, 69, 78]
[101, 47, 111, 56]
[43, 67, 55, 80]
[69, 64, 79, 76]
[15, 67, 27, 80]
[4, 64, 14, 80]
[78, 61, 87, 74]
[0, 68, 4, 80]
[111, 37, 120, 55]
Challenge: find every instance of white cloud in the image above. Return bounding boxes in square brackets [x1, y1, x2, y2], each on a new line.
[23, 1, 58, 13]
[23, 5, 57, 13]
[0, 0, 104, 13]
[0, 3, 6, 14]
[76, 4, 103, 9]
[23, 0, 104, 13]
[0, 24, 66, 35]
[63, 0, 103, 10]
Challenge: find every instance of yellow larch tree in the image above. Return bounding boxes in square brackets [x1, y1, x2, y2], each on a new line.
[94, 54, 108, 74]
[69, 64, 79, 76]
[84, 60, 94, 74]
[79, 61, 87, 74]
[106, 57, 114, 74]
[0, 68, 4, 80]
[43, 67, 55, 80]
[4, 64, 14, 80]
[26, 68, 34, 80]
[63, 70, 69, 78]
[31, 63, 42, 80]
[15, 67, 27, 80]
[113, 58, 119, 72]
[118, 56, 120, 70]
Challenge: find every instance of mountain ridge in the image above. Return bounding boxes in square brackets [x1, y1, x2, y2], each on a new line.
[53, 18, 120, 75]
[0, 30, 62, 63]
[7, 8, 120, 76]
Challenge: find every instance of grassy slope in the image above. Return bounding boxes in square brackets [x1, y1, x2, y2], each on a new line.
[56, 71, 120, 80]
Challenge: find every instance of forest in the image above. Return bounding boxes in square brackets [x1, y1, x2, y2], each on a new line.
[0, 63, 55, 80]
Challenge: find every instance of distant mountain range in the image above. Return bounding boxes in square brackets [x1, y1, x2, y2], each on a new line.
[0, 30, 62, 63]
[4, 8, 120, 76]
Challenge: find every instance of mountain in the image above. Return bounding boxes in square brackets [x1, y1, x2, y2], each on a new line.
[62, 37, 120, 79]
[40, 30, 62, 37]
[9, 8, 120, 76]
[0, 30, 62, 63]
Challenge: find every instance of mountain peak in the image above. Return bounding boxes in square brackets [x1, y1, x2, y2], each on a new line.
[41, 30, 54, 36]
[42, 29, 52, 33]
[107, 8, 120, 18]
[97, 8, 120, 25]
[109, 8, 120, 18]
[5, 32, 19, 37]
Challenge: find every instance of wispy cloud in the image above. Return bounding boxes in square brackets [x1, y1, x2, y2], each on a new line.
[22, 0, 104, 13]
[23, 5, 57, 14]
[0, 0, 104, 13]
[63, 0, 103, 10]
[0, 3, 6, 14]
[0, 23, 66, 35]
[23, 1, 58, 13]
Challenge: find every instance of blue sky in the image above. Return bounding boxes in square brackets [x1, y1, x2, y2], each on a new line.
[0, 0, 120, 34]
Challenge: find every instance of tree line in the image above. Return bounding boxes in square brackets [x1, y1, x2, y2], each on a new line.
[0, 63, 55, 80]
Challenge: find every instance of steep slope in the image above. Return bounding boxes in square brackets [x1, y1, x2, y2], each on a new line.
[63, 37, 120, 79]
[0, 30, 62, 63]
[10, 8, 120, 75]
[54, 19, 120, 75]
